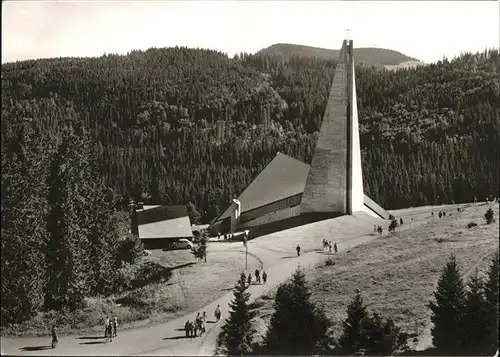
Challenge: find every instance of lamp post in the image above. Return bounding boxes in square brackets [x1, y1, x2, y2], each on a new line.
[243, 230, 249, 270]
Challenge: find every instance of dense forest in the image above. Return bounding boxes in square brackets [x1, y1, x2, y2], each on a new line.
[2, 46, 499, 227]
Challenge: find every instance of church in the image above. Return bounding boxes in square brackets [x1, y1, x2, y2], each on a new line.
[209, 40, 390, 238]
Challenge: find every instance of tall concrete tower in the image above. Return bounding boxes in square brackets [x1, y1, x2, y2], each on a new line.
[300, 40, 366, 216]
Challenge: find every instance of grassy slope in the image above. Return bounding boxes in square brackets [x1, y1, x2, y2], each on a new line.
[257, 43, 418, 66]
[251, 203, 499, 345]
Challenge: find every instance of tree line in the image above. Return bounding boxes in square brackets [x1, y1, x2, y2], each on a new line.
[2, 47, 499, 224]
[217, 252, 499, 355]
[1, 119, 143, 327]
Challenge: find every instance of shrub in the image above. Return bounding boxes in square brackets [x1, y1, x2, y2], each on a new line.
[485, 208, 494, 224]
[325, 257, 336, 266]
[467, 222, 478, 229]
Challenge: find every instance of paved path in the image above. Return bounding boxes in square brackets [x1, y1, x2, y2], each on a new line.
[1, 231, 379, 356]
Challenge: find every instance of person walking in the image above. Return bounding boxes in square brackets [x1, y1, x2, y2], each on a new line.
[400, 217, 403, 226]
[51, 325, 58, 349]
[328, 241, 332, 253]
[112, 317, 118, 337]
[247, 273, 252, 286]
[255, 269, 260, 284]
[185, 320, 191, 338]
[104, 316, 110, 337]
[214, 305, 221, 322]
[201, 311, 207, 334]
[334, 242, 338, 254]
[296, 244, 301, 257]
[262, 271, 267, 284]
[105, 320, 113, 343]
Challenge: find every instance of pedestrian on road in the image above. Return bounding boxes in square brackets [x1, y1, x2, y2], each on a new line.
[334, 242, 338, 253]
[104, 316, 110, 337]
[296, 244, 301, 257]
[247, 273, 252, 286]
[373, 225, 377, 233]
[185, 320, 191, 337]
[215, 305, 221, 322]
[51, 325, 58, 349]
[105, 321, 113, 343]
[112, 317, 117, 337]
[201, 312, 207, 333]
[262, 271, 267, 284]
[400, 217, 403, 226]
[217, 233, 221, 241]
[255, 269, 260, 284]
[328, 241, 332, 253]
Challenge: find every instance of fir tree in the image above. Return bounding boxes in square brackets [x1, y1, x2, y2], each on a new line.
[264, 267, 333, 355]
[484, 252, 499, 354]
[216, 273, 256, 355]
[363, 313, 408, 355]
[191, 230, 208, 262]
[461, 271, 490, 353]
[338, 290, 370, 354]
[428, 254, 466, 353]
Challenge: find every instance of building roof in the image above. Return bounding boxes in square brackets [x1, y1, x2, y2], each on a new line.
[212, 152, 390, 224]
[137, 205, 193, 239]
[214, 152, 310, 222]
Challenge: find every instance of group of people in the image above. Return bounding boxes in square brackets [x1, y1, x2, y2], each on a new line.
[247, 269, 267, 285]
[184, 311, 209, 338]
[104, 317, 118, 342]
[321, 239, 337, 253]
[374, 225, 384, 235]
[184, 306, 223, 338]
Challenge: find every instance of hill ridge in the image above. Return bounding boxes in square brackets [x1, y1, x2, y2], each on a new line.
[257, 42, 420, 66]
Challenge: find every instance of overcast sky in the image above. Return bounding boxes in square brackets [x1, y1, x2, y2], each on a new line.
[2, 0, 499, 64]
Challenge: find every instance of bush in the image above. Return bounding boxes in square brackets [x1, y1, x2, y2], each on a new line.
[325, 257, 336, 266]
[485, 208, 494, 224]
[467, 222, 478, 229]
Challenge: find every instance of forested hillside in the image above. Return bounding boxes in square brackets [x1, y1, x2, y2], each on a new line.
[2, 46, 499, 227]
[257, 43, 418, 65]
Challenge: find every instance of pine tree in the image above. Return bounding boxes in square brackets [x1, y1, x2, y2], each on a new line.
[484, 252, 499, 354]
[216, 273, 256, 355]
[0, 124, 52, 324]
[338, 290, 370, 354]
[191, 230, 208, 262]
[461, 271, 490, 353]
[363, 313, 408, 355]
[264, 267, 332, 355]
[428, 254, 466, 353]
[44, 126, 92, 310]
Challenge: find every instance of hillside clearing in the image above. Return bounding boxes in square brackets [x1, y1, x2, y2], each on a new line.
[251, 203, 499, 345]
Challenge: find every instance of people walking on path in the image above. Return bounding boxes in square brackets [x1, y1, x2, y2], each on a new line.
[247, 273, 252, 286]
[201, 312, 207, 334]
[255, 269, 261, 284]
[185, 320, 192, 337]
[112, 317, 117, 337]
[400, 217, 403, 226]
[105, 320, 113, 343]
[334, 242, 338, 254]
[51, 325, 58, 349]
[296, 244, 301, 256]
[104, 317, 110, 337]
[214, 305, 221, 322]
[262, 271, 267, 284]
[328, 241, 332, 253]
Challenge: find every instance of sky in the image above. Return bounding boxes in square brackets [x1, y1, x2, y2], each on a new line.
[2, 0, 499, 64]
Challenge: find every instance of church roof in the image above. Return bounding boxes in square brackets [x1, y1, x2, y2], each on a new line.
[213, 152, 310, 223]
[137, 205, 193, 239]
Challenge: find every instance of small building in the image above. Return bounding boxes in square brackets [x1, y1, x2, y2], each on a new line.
[135, 205, 193, 249]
